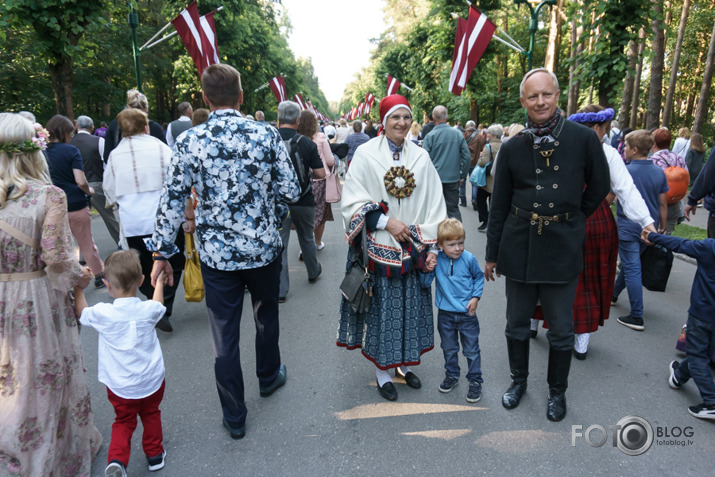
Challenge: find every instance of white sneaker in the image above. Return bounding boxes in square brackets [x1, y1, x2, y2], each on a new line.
[688, 403, 715, 420]
[105, 462, 127, 477]
[147, 449, 167, 471]
[316, 242, 325, 251]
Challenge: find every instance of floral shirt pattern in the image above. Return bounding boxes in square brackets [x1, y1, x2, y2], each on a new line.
[148, 109, 300, 270]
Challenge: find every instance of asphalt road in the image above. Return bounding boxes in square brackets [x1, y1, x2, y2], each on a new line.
[82, 197, 714, 476]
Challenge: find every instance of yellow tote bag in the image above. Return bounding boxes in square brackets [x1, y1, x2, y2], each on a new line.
[184, 232, 204, 302]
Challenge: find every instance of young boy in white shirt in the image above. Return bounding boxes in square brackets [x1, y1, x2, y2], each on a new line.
[74, 250, 168, 476]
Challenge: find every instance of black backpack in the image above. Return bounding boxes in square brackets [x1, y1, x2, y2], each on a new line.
[283, 134, 312, 200]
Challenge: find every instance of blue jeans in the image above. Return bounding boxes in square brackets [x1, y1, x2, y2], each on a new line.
[612, 239, 646, 318]
[674, 315, 715, 405]
[437, 310, 482, 383]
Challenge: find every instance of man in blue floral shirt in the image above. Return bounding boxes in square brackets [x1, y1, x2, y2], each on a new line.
[148, 64, 300, 440]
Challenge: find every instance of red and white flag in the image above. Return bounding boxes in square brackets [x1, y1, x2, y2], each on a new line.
[357, 102, 365, 117]
[386, 75, 401, 96]
[449, 6, 496, 95]
[364, 92, 375, 115]
[171, 2, 220, 77]
[294, 93, 306, 110]
[269, 75, 287, 103]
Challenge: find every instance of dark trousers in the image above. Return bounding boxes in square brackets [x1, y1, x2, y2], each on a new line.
[106, 380, 165, 465]
[708, 213, 715, 239]
[201, 257, 282, 428]
[443, 182, 462, 222]
[674, 314, 715, 405]
[505, 277, 579, 350]
[476, 187, 491, 225]
[127, 233, 185, 316]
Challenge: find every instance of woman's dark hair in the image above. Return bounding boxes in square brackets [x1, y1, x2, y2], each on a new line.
[45, 115, 75, 143]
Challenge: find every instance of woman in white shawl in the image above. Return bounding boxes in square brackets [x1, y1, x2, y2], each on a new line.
[337, 95, 447, 401]
[103, 109, 186, 333]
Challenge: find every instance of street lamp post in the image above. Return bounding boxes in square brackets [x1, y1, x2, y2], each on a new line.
[514, 0, 557, 70]
[128, 1, 142, 92]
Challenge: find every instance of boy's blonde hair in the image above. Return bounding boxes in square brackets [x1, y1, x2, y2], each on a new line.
[103, 249, 143, 291]
[625, 129, 654, 157]
[438, 218, 465, 244]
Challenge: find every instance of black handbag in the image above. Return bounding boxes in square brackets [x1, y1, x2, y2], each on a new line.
[340, 227, 372, 313]
[640, 244, 673, 292]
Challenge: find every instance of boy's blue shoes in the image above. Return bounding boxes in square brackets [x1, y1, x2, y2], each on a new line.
[466, 381, 482, 403]
[669, 360, 683, 389]
[688, 403, 715, 420]
[259, 364, 287, 397]
[223, 418, 246, 440]
[147, 450, 166, 471]
[439, 376, 459, 393]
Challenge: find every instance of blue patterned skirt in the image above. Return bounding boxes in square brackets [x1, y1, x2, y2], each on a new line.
[337, 271, 434, 369]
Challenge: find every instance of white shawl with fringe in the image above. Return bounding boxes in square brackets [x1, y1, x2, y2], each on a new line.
[341, 136, 446, 267]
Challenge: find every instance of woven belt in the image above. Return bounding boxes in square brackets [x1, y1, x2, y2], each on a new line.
[0, 269, 46, 282]
[512, 205, 577, 235]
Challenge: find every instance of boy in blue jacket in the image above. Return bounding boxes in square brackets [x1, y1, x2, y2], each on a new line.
[646, 232, 715, 420]
[422, 218, 484, 402]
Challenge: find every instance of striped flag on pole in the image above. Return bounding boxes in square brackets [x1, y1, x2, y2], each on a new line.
[171, 1, 220, 77]
[365, 92, 375, 115]
[269, 75, 287, 103]
[386, 75, 401, 96]
[294, 93, 306, 110]
[449, 6, 496, 95]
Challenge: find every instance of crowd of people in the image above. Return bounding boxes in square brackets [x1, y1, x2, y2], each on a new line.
[1, 64, 714, 476]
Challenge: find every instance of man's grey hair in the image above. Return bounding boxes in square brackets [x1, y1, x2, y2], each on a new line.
[178, 102, 192, 115]
[255, 110, 265, 121]
[519, 68, 559, 98]
[18, 111, 36, 123]
[76, 115, 94, 130]
[487, 123, 504, 137]
[277, 101, 301, 124]
[465, 120, 476, 129]
[432, 105, 448, 122]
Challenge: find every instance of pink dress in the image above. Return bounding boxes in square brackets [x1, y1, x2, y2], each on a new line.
[0, 182, 101, 476]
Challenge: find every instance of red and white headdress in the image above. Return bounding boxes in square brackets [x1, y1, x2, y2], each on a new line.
[379, 94, 412, 129]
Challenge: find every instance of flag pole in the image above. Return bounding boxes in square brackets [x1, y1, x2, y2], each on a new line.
[462, 0, 526, 54]
[141, 21, 173, 50]
[384, 74, 413, 92]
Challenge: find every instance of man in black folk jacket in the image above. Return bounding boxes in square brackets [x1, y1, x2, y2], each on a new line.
[484, 68, 610, 422]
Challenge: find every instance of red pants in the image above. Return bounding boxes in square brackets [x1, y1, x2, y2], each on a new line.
[106, 380, 165, 465]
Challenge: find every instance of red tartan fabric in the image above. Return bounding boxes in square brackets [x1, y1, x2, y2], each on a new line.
[534, 199, 618, 333]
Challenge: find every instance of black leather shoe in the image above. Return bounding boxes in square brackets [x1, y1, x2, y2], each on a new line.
[573, 349, 587, 360]
[222, 418, 246, 439]
[502, 381, 527, 409]
[378, 382, 398, 401]
[155, 316, 173, 333]
[547, 391, 567, 421]
[308, 264, 322, 283]
[395, 368, 421, 389]
[259, 364, 287, 397]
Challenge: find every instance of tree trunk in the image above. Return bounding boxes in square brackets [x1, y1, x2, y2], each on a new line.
[48, 58, 74, 119]
[619, 39, 638, 125]
[470, 97, 479, 126]
[567, 12, 583, 116]
[685, 92, 694, 119]
[631, 28, 647, 128]
[662, 0, 691, 128]
[646, 0, 666, 129]
[544, 0, 564, 72]
[693, 20, 715, 134]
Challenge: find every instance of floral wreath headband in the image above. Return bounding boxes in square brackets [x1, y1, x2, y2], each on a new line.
[0, 122, 49, 154]
[567, 108, 615, 124]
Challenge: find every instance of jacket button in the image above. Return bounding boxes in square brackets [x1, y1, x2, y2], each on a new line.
[549, 203, 554, 208]
[536, 168, 542, 174]
[537, 185, 542, 190]
[533, 202, 540, 208]
[553, 184, 558, 189]
[553, 165, 559, 171]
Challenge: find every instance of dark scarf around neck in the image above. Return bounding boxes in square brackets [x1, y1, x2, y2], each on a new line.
[523, 108, 562, 138]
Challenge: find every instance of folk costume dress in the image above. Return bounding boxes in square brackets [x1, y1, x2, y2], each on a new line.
[0, 182, 102, 476]
[337, 136, 446, 369]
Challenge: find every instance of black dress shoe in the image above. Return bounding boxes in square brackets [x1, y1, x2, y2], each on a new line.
[547, 391, 567, 421]
[530, 328, 538, 339]
[155, 316, 173, 332]
[573, 349, 587, 360]
[395, 368, 421, 389]
[502, 381, 527, 409]
[222, 418, 246, 439]
[378, 382, 398, 401]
